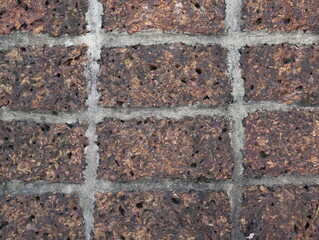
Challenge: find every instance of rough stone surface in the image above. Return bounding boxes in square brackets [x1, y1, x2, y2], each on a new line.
[240, 44, 319, 105]
[0, 0, 88, 36]
[97, 116, 232, 180]
[0, 193, 84, 239]
[0, 121, 87, 182]
[0, 45, 88, 111]
[94, 190, 232, 239]
[98, 44, 231, 107]
[241, 185, 319, 240]
[244, 110, 319, 177]
[101, 0, 225, 34]
[242, 0, 319, 32]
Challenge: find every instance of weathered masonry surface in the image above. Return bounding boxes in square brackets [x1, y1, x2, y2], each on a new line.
[1, 0, 319, 240]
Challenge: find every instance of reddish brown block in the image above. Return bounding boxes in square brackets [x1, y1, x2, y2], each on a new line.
[241, 185, 319, 239]
[240, 44, 319, 105]
[97, 116, 232, 180]
[0, 121, 87, 182]
[0, 194, 84, 239]
[98, 44, 231, 107]
[0, 45, 88, 111]
[244, 110, 319, 177]
[101, 0, 225, 34]
[0, 0, 88, 36]
[94, 191, 232, 239]
[242, 0, 319, 32]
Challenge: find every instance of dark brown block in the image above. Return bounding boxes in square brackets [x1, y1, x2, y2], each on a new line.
[0, 194, 84, 239]
[242, 0, 319, 32]
[97, 116, 232, 180]
[240, 44, 319, 105]
[101, 0, 225, 34]
[0, 121, 87, 182]
[241, 185, 319, 239]
[98, 44, 231, 107]
[94, 191, 232, 239]
[0, 45, 88, 111]
[0, 0, 88, 36]
[244, 110, 319, 177]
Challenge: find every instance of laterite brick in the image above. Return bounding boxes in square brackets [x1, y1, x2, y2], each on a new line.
[95, 191, 232, 239]
[244, 110, 319, 177]
[0, 121, 88, 182]
[97, 116, 233, 181]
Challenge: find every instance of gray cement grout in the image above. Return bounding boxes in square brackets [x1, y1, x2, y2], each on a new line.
[1, 31, 319, 51]
[1, 102, 318, 124]
[80, 1, 103, 239]
[225, 0, 247, 239]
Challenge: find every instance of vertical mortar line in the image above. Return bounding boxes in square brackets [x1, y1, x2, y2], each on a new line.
[225, 0, 246, 239]
[81, 1, 103, 240]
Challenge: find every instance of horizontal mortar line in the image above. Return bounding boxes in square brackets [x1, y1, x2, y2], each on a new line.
[0, 180, 82, 195]
[1, 31, 319, 50]
[0, 32, 92, 50]
[243, 174, 319, 186]
[96, 179, 232, 193]
[0, 107, 87, 124]
[102, 31, 319, 48]
[1, 102, 318, 123]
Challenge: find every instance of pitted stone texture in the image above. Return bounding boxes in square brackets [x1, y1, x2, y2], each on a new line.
[97, 116, 232, 181]
[244, 110, 319, 177]
[101, 0, 225, 34]
[94, 191, 232, 239]
[242, 0, 319, 32]
[240, 44, 319, 105]
[98, 44, 230, 107]
[0, 0, 88, 36]
[0, 121, 87, 182]
[241, 185, 319, 239]
[0, 194, 84, 239]
[0, 45, 88, 111]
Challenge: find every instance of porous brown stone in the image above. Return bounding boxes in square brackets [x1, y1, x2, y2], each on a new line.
[98, 44, 231, 107]
[240, 44, 319, 105]
[101, 0, 225, 34]
[242, 0, 319, 32]
[97, 116, 232, 181]
[244, 110, 319, 177]
[0, 121, 87, 182]
[0, 45, 88, 111]
[0, 0, 88, 36]
[0, 193, 84, 239]
[94, 190, 232, 239]
[241, 185, 319, 239]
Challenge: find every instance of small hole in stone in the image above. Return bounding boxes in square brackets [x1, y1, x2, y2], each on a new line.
[191, 163, 197, 168]
[171, 198, 180, 204]
[283, 18, 291, 24]
[175, 63, 180, 68]
[255, 18, 262, 25]
[250, 85, 254, 90]
[194, 3, 200, 9]
[195, 68, 202, 74]
[136, 202, 143, 208]
[203, 95, 210, 100]
[296, 86, 303, 91]
[119, 206, 125, 216]
[305, 222, 310, 230]
[67, 152, 72, 159]
[260, 151, 269, 158]
[148, 64, 157, 71]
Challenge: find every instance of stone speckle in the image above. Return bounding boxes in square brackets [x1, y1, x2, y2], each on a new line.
[101, 0, 225, 34]
[98, 44, 231, 107]
[244, 110, 319, 177]
[0, 121, 88, 182]
[97, 116, 233, 180]
[94, 191, 232, 239]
